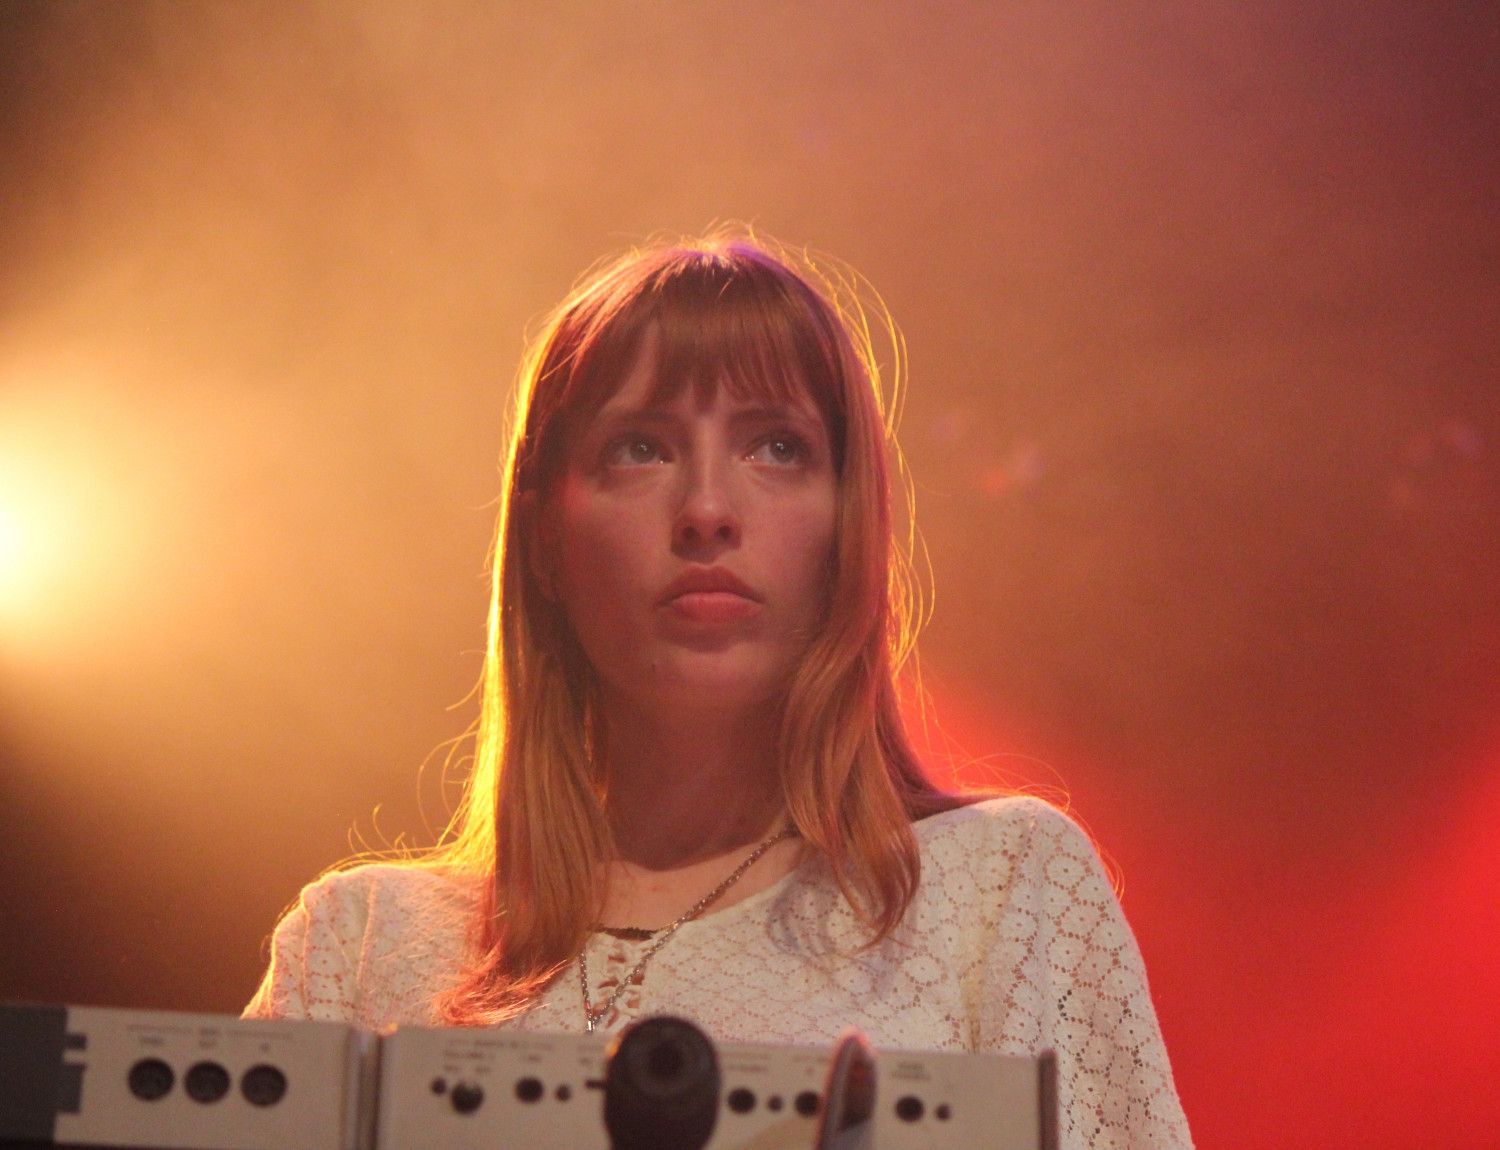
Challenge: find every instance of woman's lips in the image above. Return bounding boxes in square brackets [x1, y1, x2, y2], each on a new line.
[663, 590, 762, 625]
[657, 567, 762, 625]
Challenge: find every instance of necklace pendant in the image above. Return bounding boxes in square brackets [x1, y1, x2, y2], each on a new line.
[577, 824, 795, 1034]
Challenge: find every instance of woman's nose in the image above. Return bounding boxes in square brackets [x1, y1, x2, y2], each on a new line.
[672, 458, 740, 553]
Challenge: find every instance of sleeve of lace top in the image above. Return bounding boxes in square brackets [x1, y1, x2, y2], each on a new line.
[981, 800, 1192, 1150]
[241, 871, 370, 1022]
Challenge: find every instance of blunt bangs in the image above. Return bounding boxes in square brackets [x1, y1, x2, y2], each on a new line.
[529, 243, 854, 488]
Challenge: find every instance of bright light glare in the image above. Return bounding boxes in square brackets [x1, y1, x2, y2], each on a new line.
[0, 461, 84, 623]
[0, 503, 17, 572]
[0, 370, 159, 652]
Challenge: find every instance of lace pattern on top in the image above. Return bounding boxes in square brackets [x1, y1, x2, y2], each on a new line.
[244, 796, 1192, 1149]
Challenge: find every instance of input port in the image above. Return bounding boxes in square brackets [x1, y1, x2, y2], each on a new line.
[184, 1062, 231, 1104]
[127, 1058, 174, 1101]
[451, 1082, 484, 1114]
[241, 1064, 288, 1107]
[895, 1094, 925, 1122]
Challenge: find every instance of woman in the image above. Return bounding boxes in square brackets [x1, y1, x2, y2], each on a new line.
[246, 231, 1191, 1148]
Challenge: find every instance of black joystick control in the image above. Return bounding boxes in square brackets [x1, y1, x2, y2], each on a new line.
[603, 1015, 720, 1150]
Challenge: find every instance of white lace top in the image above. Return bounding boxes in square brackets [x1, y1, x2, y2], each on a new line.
[245, 796, 1191, 1148]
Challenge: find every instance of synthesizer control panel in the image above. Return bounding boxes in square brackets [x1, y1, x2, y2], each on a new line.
[0, 1004, 373, 1150]
[378, 1024, 1050, 1150]
[1, 1003, 1054, 1150]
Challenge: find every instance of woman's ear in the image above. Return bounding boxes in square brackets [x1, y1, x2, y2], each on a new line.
[514, 489, 558, 601]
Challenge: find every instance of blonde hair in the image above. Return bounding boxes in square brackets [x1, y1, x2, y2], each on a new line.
[433, 230, 969, 1025]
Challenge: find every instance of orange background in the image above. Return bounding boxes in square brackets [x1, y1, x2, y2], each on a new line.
[1, 4, 1496, 1146]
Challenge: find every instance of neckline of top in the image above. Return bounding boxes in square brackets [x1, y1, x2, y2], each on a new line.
[607, 796, 1015, 942]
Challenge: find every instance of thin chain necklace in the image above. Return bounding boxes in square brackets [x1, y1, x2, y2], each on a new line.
[579, 825, 795, 1033]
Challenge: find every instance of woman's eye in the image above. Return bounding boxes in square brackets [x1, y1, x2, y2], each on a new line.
[747, 434, 808, 465]
[603, 437, 665, 467]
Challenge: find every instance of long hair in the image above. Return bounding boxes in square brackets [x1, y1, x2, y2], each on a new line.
[433, 230, 967, 1025]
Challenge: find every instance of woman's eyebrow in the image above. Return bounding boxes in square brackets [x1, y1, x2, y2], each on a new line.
[589, 403, 679, 428]
[589, 399, 817, 428]
[725, 402, 820, 427]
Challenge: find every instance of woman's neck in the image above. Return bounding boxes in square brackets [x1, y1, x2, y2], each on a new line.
[597, 697, 787, 871]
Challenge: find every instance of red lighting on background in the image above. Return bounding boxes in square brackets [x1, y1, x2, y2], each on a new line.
[907, 675, 1500, 1148]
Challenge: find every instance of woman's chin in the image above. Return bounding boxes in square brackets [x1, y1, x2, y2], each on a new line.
[605, 649, 794, 716]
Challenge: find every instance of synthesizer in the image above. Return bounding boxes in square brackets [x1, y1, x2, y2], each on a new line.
[1, 1003, 1055, 1150]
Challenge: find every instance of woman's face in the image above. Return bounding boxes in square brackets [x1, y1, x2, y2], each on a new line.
[537, 334, 838, 718]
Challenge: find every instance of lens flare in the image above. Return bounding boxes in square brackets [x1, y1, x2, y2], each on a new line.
[0, 428, 87, 632]
[0, 365, 163, 652]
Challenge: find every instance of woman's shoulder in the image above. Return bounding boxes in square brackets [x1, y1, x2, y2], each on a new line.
[248, 860, 481, 1025]
[286, 859, 482, 934]
[915, 792, 1089, 853]
[911, 793, 1106, 900]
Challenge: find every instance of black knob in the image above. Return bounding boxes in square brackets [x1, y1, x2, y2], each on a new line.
[604, 1016, 720, 1150]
